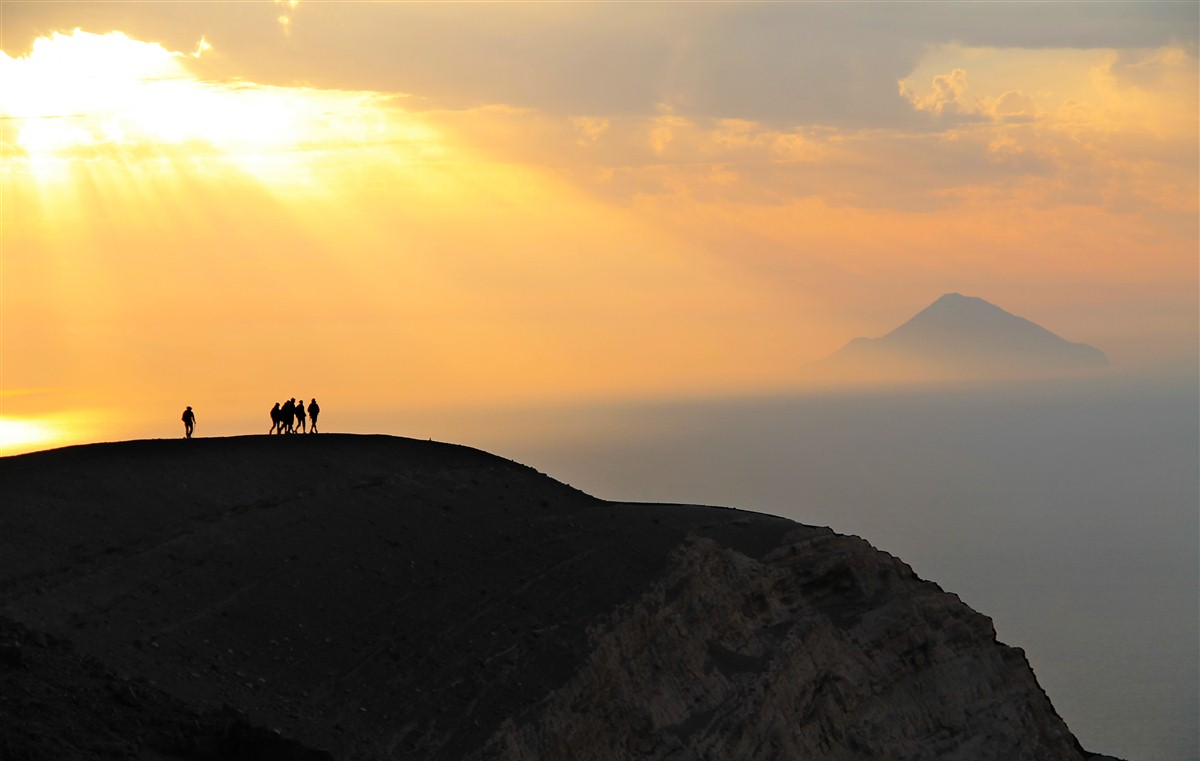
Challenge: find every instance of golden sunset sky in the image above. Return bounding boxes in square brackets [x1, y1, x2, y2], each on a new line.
[2, 1, 1197, 453]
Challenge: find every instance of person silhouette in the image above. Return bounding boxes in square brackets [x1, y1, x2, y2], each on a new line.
[307, 398, 320, 433]
[295, 398, 307, 433]
[270, 402, 281, 434]
[182, 406, 196, 439]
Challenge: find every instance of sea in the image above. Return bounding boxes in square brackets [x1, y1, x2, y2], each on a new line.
[384, 371, 1199, 761]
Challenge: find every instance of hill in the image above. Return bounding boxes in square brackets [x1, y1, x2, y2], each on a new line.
[822, 293, 1109, 379]
[0, 435, 1119, 760]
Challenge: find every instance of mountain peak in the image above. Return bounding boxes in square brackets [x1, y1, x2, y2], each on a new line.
[929, 292, 987, 309]
[824, 293, 1108, 379]
[934, 291, 970, 303]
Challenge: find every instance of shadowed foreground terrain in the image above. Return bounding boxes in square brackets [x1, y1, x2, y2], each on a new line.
[0, 435, 1119, 760]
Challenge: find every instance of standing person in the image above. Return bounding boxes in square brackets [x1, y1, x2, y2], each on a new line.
[281, 398, 295, 434]
[287, 398, 299, 433]
[181, 406, 196, 439]
[295, 399, 307, 433]
[307, 398, 320, 433]
[270, 402, 281, 434]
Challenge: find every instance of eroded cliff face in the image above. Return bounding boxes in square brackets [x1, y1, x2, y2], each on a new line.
[478, 531, 1083, 761]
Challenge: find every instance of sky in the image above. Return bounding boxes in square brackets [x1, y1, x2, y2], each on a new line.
[1, 1, 1197, 454]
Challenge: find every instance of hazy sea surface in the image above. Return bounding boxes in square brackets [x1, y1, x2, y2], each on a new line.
[391, 372, 1198, 761]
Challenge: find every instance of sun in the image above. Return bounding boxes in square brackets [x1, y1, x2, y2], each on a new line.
[0, 417, 64, 456]
[0, 29, 418, 176]
[3, 30, 203, 156]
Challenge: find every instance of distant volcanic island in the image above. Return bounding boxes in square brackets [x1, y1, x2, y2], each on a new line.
[1, 434, 1123, 760]
[821, 293, 1109, 380]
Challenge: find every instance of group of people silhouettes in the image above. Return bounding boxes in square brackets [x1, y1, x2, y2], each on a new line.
[178, 399, 321, 438]
[270, 398, 320, 434]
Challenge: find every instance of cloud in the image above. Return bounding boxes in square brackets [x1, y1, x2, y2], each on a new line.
[647, 107, 691, 155]
[1106, 46, 1194, 89]
[192, 35, 212, 59]
[421, 49, 1193, 228]
[901, 67, 1039, 127]
[275, 0, 299, 36]
[989, 91, 1038, 122]
[2, 3, 1195, 129]
[903, 68, 972, 116]
[570, 116, 609, 147]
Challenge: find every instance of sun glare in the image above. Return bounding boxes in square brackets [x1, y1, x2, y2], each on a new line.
[0, 417, 64, 456]
[0, 30, 420, 173]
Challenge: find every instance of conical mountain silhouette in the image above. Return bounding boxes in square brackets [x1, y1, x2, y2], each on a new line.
[825, 293, 1108, 377]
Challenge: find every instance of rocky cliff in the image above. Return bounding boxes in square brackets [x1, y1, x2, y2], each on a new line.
[0, 435, 1118, 760]
[478, 534, 1082, 761]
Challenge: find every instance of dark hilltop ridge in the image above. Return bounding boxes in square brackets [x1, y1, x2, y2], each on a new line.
[822, 293, 1109, 378]
[1, 434, 1123, 760]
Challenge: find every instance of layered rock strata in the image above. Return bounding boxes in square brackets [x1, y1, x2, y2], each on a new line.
[480, 534, 1082, 761]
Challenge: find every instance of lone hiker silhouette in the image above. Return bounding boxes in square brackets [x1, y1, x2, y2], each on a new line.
[181, 406, 196, 439]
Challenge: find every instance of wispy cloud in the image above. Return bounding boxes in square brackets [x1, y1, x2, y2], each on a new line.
[275, 0, 299, 36]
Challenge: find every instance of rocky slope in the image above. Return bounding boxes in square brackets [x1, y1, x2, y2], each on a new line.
[0, 435, 1118, 760]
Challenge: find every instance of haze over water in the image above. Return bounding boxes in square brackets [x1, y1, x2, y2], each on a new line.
[404, 372, 1198, 761]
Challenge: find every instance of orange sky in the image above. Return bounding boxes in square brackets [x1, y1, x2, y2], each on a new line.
[2, 3, 1197, 454]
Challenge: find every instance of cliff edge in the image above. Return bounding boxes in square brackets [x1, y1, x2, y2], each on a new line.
[0, 435, 1119, 760]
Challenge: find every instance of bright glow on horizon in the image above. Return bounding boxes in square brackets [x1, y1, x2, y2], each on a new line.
[0, 416, 67, 456]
